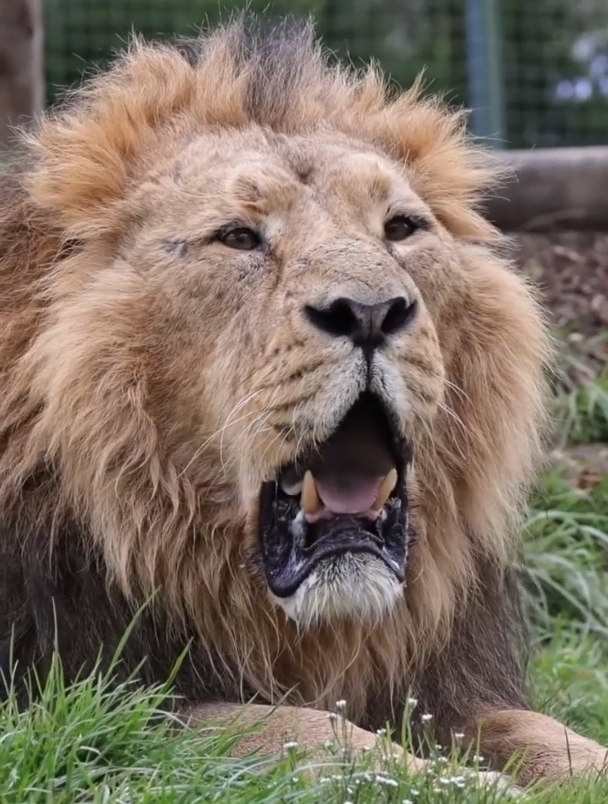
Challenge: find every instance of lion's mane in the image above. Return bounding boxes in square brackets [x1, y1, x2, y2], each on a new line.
[0, 17, 551, 738]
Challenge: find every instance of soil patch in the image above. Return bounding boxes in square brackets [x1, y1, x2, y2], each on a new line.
[513, 231, 608, 369]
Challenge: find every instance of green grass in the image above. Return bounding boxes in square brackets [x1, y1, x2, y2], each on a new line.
[2, 349, 608, 803]
[551, 334, 608, 446]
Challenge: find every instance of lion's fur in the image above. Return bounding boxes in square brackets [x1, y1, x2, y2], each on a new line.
[0, 17, 552, 738]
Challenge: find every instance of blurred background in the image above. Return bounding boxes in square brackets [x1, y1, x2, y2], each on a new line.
[42, 0, 608, 150]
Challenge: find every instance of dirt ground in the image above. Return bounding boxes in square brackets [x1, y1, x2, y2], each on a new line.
[513, 231, 608, 372]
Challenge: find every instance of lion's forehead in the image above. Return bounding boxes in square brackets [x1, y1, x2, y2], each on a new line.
[145, 129, 425, 230]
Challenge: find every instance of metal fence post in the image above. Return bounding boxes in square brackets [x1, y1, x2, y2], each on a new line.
[464, 0, 505, 146]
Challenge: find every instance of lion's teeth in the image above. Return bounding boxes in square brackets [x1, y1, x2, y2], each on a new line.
[372, 468, 398, 511]
[301, 470, 321, 515]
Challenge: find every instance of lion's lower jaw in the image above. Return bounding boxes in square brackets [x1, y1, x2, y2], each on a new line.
[269, 553, 403, 629]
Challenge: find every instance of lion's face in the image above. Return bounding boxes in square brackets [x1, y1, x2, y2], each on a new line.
[98, 126, 454, 626]
[2, 25, 550, 691]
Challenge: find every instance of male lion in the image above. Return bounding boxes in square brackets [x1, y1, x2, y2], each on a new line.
[0, 16, 605, 789]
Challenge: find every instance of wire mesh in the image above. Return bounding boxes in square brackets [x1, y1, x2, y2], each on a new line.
[44, 0, 608, 149]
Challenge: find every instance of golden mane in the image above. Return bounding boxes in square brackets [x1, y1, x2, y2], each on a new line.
[0, 17, 551, 727]
[26, 20, 502, 241]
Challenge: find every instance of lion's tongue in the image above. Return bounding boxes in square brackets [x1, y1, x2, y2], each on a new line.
[295, 394, 398, 521]
[314, 473, 383, 515]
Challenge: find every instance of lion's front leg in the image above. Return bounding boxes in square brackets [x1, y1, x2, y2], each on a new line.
[473, 709, 608, 785]
[181, 702, 520, 796]
[181, 702, 425, 771]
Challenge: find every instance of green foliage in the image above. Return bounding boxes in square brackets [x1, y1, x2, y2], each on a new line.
[556, 371, 608, 444]
[2, 642, 608, 802]
[521, 355, 608, 639]
[43, 0, 320, 103]
[523, 466, 608, 637]
[43, 0, 608, 148]
[500, 0, 608, 147]
[2, 655, 608, 804]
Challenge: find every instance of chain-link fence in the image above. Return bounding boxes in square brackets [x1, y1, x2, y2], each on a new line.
[45, 0, 608, 150]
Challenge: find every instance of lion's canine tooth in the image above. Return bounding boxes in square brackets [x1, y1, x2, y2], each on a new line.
[301, 470, 321, 515]
[372, 468, 398, 512]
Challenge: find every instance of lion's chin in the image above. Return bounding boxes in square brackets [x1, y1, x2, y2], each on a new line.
[269, 553, 404, 628]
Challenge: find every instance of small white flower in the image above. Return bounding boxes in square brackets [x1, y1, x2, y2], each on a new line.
[335, 699, 347, 711]
[328, 712, 338, 722]
[438, 775, 466, 787]
[406, 696, 418, 707]
[375, 727, 388, 738]
[283, 741, 298, 751]
[381, 777, 399, 788]
[421, 713, 433, 722]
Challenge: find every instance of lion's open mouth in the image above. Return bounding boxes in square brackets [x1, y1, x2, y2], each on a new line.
[258, 392, 412, 599]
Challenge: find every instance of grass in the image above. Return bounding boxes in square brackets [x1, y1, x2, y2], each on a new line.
[2, 348, 608, 803]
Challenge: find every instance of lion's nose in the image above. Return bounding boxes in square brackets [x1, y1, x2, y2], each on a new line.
[304, 296, 417, 350]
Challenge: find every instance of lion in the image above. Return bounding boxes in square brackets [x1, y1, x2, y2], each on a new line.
[0, 15, 606, 790]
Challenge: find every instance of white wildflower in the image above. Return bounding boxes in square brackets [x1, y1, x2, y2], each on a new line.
[376, 776, 399, 788]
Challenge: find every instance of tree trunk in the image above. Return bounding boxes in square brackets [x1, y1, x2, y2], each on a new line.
[0, 0, 44, 150]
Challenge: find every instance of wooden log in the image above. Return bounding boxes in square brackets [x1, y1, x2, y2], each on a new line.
[0, 0, 44, 150]
[486, 147, 608, 232]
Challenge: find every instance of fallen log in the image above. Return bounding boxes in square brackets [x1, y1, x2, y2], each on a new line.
[486, 147, 608, 233]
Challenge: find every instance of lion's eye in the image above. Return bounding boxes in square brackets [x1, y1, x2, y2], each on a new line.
[384, 215, 420, 242]
[219, 227, 261, 251]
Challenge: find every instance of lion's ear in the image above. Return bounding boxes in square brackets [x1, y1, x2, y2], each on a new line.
[370, 79, 505, 241]
[23, 41, 197, 238]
